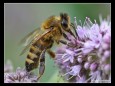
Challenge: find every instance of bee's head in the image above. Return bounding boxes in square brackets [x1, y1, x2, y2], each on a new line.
[60, 13, 70, 31]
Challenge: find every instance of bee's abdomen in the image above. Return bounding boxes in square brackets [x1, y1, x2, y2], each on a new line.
[25, 38, 53, 72]
[25, 44, 42, 72]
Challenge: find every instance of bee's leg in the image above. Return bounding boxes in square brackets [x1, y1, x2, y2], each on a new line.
[67, 28, 76, 39]
[37, 49, 46, 80]
[58, 40, 69, 45]
[58, 40, 75, 47]
[47, 49, 55, 59]
[62, 32, 71, 41]
[70, 23, 78, 37]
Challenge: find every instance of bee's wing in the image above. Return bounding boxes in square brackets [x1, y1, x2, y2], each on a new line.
[19, 27, 53, 56]
[19, 28, 42, 46]
[19, 39, 33, 56]
[19, 28, 43, 56]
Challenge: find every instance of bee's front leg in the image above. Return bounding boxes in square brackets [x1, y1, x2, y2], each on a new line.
[58, 40, 76, 47]
[70, 23, 78, 37]
[62, 32, 71, 41]
[37, 49, 46, 80]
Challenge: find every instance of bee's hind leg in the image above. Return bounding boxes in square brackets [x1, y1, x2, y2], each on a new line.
[37, 49, 46, 80]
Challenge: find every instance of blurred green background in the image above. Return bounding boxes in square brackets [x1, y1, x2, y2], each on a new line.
[4, 3, 110, 83]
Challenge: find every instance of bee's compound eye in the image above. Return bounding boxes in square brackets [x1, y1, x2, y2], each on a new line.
[61, 20, 68, 28]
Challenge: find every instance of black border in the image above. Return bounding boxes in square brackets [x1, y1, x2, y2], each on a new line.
[3, 1, 112, 86]
[3, 0, 111, 3]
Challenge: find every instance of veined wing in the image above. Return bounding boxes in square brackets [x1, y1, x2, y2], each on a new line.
[19, 28, 43, 56]
[19, 27, 53, 56]
[19, 28, 42, 46]
[20, 39, 33, 56]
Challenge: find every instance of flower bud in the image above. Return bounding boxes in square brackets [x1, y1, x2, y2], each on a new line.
[102, 42, 109, 50]
[101, 56, 108, 63]
[88, 56, 93, 62]
[104, 64, 111, 74]
[77, 57, 83, 63]
[103, 50, 110, 59]
[103, 33, 110, 44]
[90, 62, 98, 71]
[84, 62, 90, 70]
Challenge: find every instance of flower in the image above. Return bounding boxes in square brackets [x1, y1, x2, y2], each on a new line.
[4, 67, 38, 83]
[4, 60, 38, 83]
[55, 16, 111, 83]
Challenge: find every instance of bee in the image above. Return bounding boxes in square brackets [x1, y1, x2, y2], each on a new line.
[20, 13, 77, 80]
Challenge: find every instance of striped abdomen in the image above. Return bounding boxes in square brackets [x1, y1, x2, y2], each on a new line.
[25, 38, 53, 72]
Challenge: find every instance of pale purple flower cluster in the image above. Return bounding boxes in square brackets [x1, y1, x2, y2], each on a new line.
[55, 16, 111, 83]
[4, 60, 38, 83]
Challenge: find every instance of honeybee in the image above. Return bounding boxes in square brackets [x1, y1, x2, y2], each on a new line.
[20, 13, 76, 80]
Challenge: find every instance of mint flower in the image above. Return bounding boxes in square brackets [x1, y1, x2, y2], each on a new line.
[55, 16, 111, 83]
[4, 60, 38, 83]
